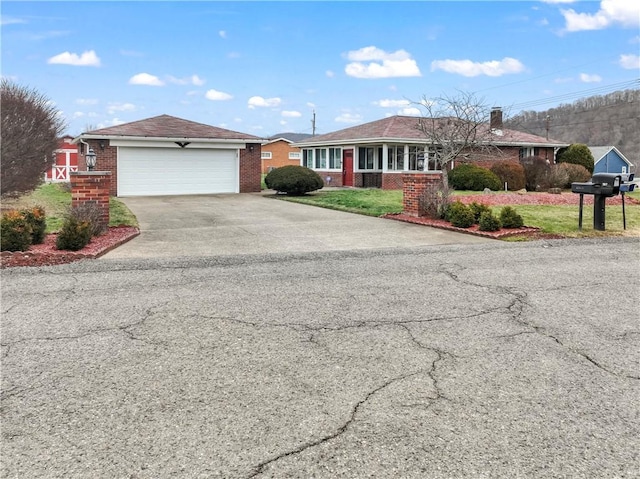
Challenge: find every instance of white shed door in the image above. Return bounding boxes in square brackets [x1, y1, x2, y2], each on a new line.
[118, 147, 238, 196]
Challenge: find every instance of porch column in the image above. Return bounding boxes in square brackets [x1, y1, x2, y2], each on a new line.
[382, 143, 388, 172]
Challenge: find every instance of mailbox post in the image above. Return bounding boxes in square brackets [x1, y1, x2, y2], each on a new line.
[571, 173, 634, 231]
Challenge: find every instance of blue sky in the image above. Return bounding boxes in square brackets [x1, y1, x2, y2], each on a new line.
[2, 0, 639, 137]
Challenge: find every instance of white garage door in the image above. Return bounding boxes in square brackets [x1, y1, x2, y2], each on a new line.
[118, 147, 238, 196]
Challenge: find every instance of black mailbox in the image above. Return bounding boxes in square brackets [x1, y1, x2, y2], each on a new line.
[590, 173, 621, 197]
[571, 172, 630, 231]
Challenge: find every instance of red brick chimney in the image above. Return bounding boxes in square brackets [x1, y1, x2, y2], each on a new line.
[490, 107, 503, 130]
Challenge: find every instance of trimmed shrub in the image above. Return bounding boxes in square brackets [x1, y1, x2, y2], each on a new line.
[418, 179, 452, 219]
[72, 202, 107, 236]
[56, 216, 92, 251]
[446, 201, 475, 228]
[478, 211, 501, 232]
[556, 144, 594, 174]
[1, 210, 32, 252]
[490, 160, 526, 191]
[448, 164, 501, 191]
[468, 202, 491, 224]
[547, 164, 570, 189]
[520, 156, 550, 191]
[265, 165, 324, 196]
[500, 206, 524, 228]
[22, 206, 47, 244]
[556, 162, 591, 188]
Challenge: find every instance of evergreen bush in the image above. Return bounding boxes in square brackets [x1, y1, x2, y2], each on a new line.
[22, 206, 47, 244]
[448, 164, 501, 191]
[500, 206, 524, 228]
[478, 211, 502, 231]
[56, 216, 92, 251]
[0, 210, 32, 252]
[265, 165, 324, 195]
[446, 201, 475, 228]
[468, 202, 491, 224]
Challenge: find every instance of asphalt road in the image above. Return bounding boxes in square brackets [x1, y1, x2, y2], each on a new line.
[2, 238, 639, 478]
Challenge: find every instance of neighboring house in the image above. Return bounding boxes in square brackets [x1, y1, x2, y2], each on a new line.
[45, 136, 78, 182]
[589, 146, 634, 175]
[73, 115, 263, 197]
[294, 109, 568, 189]
[261, 133, 312, 174]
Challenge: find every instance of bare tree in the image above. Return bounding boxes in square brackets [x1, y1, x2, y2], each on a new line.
[1, 79, 66, 197]
[413, 91, 502, 182]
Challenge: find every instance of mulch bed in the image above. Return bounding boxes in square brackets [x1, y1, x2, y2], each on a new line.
[1, 226, 139, 269]
[384, 192, 639, 240]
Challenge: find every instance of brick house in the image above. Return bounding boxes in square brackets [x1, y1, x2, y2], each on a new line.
[294, 109, 568, 189]
[261, 133, 313, 173]
[45, 136, 78, 182]
[73, 115, 263, 196]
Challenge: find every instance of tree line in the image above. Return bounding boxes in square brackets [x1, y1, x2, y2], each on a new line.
[506, 89, 639, 168]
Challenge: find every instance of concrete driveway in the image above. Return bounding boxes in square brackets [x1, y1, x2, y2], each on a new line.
[104, 193, 490, 258]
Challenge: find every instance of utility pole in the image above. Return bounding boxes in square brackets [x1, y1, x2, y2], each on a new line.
[545, 115, 550, 140]
[311, 110, 316, 136]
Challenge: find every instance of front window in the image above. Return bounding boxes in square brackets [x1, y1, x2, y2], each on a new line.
[302, 149, 314, 168]
[329, 148, 342, 169]
[289, 152, 301, 160]
[519, 147, 535, 160]
[358, 147, 376, 170]
[261, 151, 272, 159]
[315, 148, 327, 169]
[408, 146, 424, 171]
[387, 146, 405, 171]
[302, 147, 342, 170]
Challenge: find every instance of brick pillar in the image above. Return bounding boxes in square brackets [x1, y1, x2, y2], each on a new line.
[402, 173, 443, 217]
[239, 143, 262, 192]
[70, 171, 112, 230]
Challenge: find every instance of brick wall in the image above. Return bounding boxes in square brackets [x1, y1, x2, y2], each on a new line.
[319, 172, 343, 187]
[402, 173, 443, 217]
[70, 172, 111, 229]
[80, 140, 118, 196]
[382, 173, 404, 190]
[240, 143, 262, 193]
[262, 140, 302, 173]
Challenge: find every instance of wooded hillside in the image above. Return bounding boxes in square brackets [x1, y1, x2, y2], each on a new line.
[506, 89, 639, 166]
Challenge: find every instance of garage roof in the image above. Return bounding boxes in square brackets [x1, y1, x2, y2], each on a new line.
[80, 114, 261, 141]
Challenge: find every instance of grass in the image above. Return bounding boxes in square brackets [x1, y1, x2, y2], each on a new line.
[278, 188, 640, 238]
[1, 183, 138, 233]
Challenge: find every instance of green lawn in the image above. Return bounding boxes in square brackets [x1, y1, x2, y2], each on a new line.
[2, 183, 138, 233]
[279, 188, 640, 238]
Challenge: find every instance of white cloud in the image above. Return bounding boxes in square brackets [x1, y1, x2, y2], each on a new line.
[561, 0, 640, 32]
[205, 89, 233, 101]
[335, 112, 362, 123]
[619, 53, 640, 69]
[1, 16, 27, 26]
[47, 50, 101, 67]
[107, 102, 137, 114]
[374, 99, 410, 108]
[219, 30, 227, 39]
[579, 73, 602, 82]
[248, 96, 281, 108]
[280, 120, 287, 126]
[168, 74, 205, 86]
[72, 111, 85, 119]
[129, 73, 164, 86]
[430, 57, 525, 77]
[326, 70, 335, 78]
[76, 98, 99, 105]
[398, 107, 421, 116]
[282, 110, 302, 118]
[344, 46, 421, 79]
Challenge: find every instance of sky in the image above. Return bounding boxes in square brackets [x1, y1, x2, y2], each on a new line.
[2, 0, 639, 138]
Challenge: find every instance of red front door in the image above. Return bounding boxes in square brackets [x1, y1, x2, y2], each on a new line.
[342, 149, 354, 186]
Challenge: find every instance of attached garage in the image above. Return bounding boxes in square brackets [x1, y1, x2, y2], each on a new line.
[118, 147, 238, 196]
[74, 115, 263, 197]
